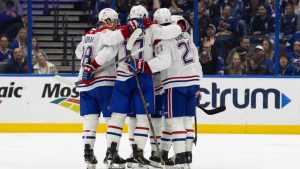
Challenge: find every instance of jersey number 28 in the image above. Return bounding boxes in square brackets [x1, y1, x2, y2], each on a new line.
[177, 41, 194, 65]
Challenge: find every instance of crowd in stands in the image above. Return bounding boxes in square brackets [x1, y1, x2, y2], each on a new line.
[1, 0, 300, 75]
[0, 0, 56, 74]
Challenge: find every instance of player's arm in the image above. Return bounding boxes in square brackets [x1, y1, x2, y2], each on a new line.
[75, 38, 83, 59]
[151, 24, 182, 40]
[127, 40, 171, 74]
[147, 40, 172, 73]
[93, 45, 119, 67]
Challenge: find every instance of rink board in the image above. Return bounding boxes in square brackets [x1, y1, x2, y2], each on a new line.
[0, 75, 300, 134]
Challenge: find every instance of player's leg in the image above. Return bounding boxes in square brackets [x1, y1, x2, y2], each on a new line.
[131, 73, 155, 168]
[80, 89, 99, 169]
[166, 87, 189, 169]
[126, 114, 137, 168]
[104, 80, 133, 168]
[149, 94, 163, 168]
[184, 85, 198, 165]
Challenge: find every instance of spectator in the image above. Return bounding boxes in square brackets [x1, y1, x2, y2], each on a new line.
[272, 52, 297, 75]
[250, 3, 274, 35]
[10, 27, 27, 57]
[32, 36, 48, 64]
[289, 40, 300, 67]
[0, 0, 22, 37]
[262, 38, 274, 61]
[215, 4, 238, 59]
[224, 52, 246, 75]
[198, 2, 211, 42]
[0, 36, 13, 62]
[170, 0, 193, 13]
[3, 47, 28, 73]
[246, 55, 269, 75]
[33, 52, 58, 74]
[254, 45, 273, 72]
[228, 36, 251, 63]
[281, 2, 297, 36]
[296, 56, 300, 75]
[199, 40, 224, 75]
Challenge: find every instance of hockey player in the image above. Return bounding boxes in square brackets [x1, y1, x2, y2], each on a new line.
[127, 8, 202, 169]
[75, 8, 141, 169]
[105, 5, 184, 169]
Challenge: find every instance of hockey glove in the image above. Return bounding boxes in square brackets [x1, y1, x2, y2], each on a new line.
[82, 64, 95, 81]
[127, 58, 151, 73]
[143, 18, 157, 29]
[128, 18, 144, 33]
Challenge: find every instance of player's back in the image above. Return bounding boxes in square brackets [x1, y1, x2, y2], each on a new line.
[161, 32, 202, 89]
[77, 27, 118, 91]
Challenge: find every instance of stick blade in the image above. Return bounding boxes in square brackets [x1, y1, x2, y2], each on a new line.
[198, 105, 226, 115]
[126, 28, 143, 51]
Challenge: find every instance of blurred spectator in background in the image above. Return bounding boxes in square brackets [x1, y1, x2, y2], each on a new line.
[170, 0, 193, 13]
[0, 0, 22, 39]
[3, 47, 28, 73]
[228, 36, 251, 62]
[262, 38, 274, 61]
[225, 52, 245, 75]
[250, 3, 274, 36]
[31, 36, 48, 64]
[216, 4, 238, 60]
[199, 40, 224, 75]
[198, 2, 211, 41]
[289, 40, 300, 66]
[296, 56, 300, 75]
[33, 52, 57, 74]
[246, 55, 269, 75]
[254, 45, 273, 72]
[281, 2, 297, 36]
[0, 36, 13, 62]
[0, 0, 22, 15]
[10, 27, 27, 58]
[272, 52, 297, 75]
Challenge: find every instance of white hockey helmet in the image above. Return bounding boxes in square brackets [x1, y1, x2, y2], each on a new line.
[98, 8, 118, 24]
[129, 5, 149, 19]
[153, 8, 172, 25]
[171, 15, 190, 32]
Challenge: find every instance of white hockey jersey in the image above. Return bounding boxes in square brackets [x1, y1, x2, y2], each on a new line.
[115, 24, 182, 81]
[76, 26, 125, 91]
[148, 32, 203, 89]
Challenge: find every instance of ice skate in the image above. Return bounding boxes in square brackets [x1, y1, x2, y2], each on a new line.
[126, 153, 137, 168]
[104, 142, 126, 169]
[132, 144, 150, 169]
[185, 151, 192, 164]
[149, 151, 162, 168]
[173, 152, 189, 169]
[84, 144, 97, 169]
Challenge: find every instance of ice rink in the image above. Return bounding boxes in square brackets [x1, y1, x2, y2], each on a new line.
[1, 133, 300, 169]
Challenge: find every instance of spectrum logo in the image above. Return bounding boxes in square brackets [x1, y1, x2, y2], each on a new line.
[50, 98, 80, 113]
[200, 83, 291, 109]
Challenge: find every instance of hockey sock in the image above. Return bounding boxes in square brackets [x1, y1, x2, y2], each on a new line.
[171, 117, 186, 154]
[161, 118, 172, 152]
[184, 116, 194, 152]
[150, 117, 162, 155]
[104, 117, 111, 125]
[106, 112, 127, 150]
[128, 117, 136, 146]
[82, 114, 99, 148]
[134, 114, 150, 149]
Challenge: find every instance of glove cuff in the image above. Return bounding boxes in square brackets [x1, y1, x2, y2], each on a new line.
[91, 60, 101, 69]
[144, 62, 152, 73]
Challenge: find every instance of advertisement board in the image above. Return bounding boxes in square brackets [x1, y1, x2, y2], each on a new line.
[0, 75, 300, 133]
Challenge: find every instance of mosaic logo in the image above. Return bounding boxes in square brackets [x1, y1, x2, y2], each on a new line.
[50, 98, 80, 113]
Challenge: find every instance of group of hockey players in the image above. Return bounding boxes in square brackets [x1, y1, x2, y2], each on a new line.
[75, 4, 203, 169]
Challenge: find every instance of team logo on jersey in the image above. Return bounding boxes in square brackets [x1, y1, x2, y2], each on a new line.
[50, 98, 80, 113]
[200, 82, 291, 109]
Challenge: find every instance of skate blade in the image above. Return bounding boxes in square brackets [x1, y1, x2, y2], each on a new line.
[150, 160, 162, 168]
[106, 163, 125, 169]
[86, 163, 96, 169]
[132, 163, 149, 169]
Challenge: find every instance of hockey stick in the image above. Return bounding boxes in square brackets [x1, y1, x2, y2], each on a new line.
[197, 105, 226, 115]
[126, 43, 166, 169]
[54, 75, 76, 87]
[194, 110, 198, 146]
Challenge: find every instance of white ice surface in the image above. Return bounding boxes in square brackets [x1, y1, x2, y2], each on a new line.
[1, 134, 300, 169]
